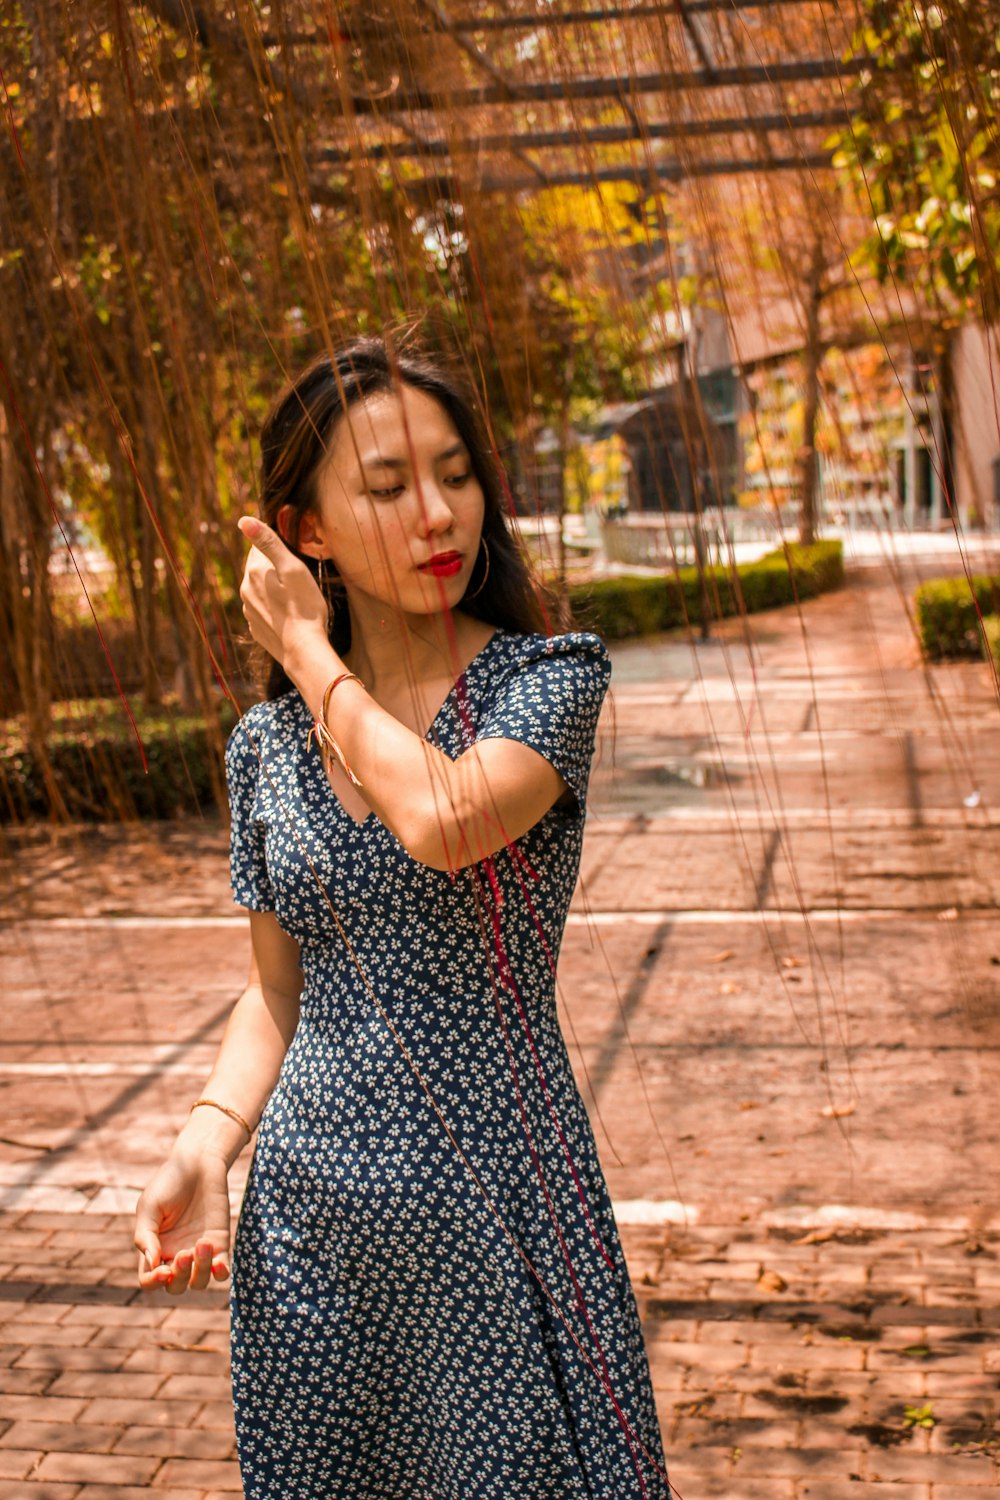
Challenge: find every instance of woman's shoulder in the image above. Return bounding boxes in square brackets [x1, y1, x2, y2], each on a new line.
[479, 629, 612, 725]
[488, 627, 611, 679]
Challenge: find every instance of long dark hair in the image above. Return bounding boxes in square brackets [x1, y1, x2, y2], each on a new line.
[253, 336, 553, 699]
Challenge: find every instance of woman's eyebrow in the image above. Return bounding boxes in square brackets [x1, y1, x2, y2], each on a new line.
[360, 441, 468, 471]
[360, 454, 407, 471]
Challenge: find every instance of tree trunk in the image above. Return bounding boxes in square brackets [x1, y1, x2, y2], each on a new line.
[27, 426, 54, 743]
[0, 401, 28, 719]
[138, 484, 162, 710]
[799, 242, 825, 547]
[556, 400, 570, 612]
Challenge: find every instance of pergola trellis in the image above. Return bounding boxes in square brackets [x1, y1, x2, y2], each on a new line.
[238, 0, 867, 194]
[226, 0, 865, 529]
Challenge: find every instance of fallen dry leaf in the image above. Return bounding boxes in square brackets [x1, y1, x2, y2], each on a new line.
[708, 949, 735, 964]
[738, 1100, 762, 1111]
[794, 1227, 838, 1246]
[820, 1101, 856, 1119]
[757, 1269, 787, 1294]
[937, 907, 959, 922]
[719, 980, 741, 995]
[781, 955, 804, 969]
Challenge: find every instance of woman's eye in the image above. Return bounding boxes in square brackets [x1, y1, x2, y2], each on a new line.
[444, 471, 471, 487]
[369, 484, 405, 499]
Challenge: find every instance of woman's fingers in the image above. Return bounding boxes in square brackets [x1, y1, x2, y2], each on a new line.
[137, 1252, 173, 1293]
[142, 1239, 230, 1296]
[188, 1241, 215, 1293]
[239, 515, 286, 562]
[134, 1210, 171, 1292]
[236, 513, 328, 671]
[132, 1164, 232, 1296]
[165, 1250, 195, 1296]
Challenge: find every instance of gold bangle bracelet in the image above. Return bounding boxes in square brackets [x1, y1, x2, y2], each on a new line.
[312, 671, 365, 788]
[322, 671, 363, 722]
[190, 1098, 254, 1139]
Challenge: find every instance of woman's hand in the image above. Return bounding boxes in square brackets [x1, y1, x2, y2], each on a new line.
[134, 1145, 234, 1296]
[237, 516, 329, 674]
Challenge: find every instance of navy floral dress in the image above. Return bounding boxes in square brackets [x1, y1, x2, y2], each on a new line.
[224, 628, 670, 1500]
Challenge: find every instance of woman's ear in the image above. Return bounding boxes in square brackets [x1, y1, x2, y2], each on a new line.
[276, 503, 325, 558]
[275, 504, 299, 549]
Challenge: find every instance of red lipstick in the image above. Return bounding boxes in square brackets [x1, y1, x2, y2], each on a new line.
[418, 551, 463, 578]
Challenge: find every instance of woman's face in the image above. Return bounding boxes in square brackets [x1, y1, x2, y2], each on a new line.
[303, 383, 486, 618]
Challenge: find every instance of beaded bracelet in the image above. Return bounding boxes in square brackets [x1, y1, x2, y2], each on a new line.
[307, 671, 364, 788]
[190, 1098, 253, 1139]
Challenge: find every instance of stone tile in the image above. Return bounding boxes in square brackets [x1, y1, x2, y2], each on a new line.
[750, 1344, 867, 1371]
[932, 1488, 1000, 1499]
[798, 1484, 930, 1499]
[0, 1395, 87, 1424]
[112, 1425, 234, 1460]
[866, 1450, 999, 1484]
[78, 1398, 202, 1428]
[733, 1447, 865, 1477]
[47, 1372, 165, 1400]
[76, 1490, 204, 1500]
[156, 1374, 231, 1402]
[35, 1451, 161, 1484]
[15, 1348, 128, 1373]
[151, 1457, 243, 1489]
[0, 1449, 41, 1480]
[0, 1483, 79, 1499]
[698, 1320, 808, 1345]
[664, 1475, 795, 1499]
[9, 1265, 109, 1286]
[120, 1346, 229, 1376]
[925, 1373, 999, 1397]
[192, 1401, 237, 1430]
[0, 1421, 118, 1454]
[58, 1303, 169, 1328]
[868, 1346, 983, 1373]
[0, 1368, 52, 1395]
[0, 1302, 67, 1325]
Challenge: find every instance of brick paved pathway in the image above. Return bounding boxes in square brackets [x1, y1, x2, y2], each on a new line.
[2, 556, 998, 1496]
[1, 1214, 998, 1496]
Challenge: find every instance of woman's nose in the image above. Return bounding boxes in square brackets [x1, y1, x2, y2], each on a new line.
[415, 477, 455, 535]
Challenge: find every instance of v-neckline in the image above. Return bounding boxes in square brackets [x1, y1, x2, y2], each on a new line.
[301, 628, 503, 829]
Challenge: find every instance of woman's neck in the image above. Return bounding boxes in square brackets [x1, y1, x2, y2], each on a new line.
[343, 598, 490, 696]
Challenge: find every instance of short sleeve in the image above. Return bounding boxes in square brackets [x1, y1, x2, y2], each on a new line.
[475, 632, 612, 814]
[224, 714, 276, 913]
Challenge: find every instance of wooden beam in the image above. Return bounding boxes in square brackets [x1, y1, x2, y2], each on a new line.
[449, 0, 825, 23]
[261, 0, 824, 45]
[314, 109, 850, 164]
[339, 57, 873, 113]
[404, 151, 835, 194]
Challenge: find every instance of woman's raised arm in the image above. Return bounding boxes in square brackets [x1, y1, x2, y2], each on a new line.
[237, 519, 596, 872]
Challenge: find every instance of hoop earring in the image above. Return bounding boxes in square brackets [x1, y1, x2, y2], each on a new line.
[464, 537, 491, 600]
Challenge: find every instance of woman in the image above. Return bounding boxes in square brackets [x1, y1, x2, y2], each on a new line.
[133, 338, 671, 1500]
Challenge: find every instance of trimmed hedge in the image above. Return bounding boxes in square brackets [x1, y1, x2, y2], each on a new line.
[914, 575, 1000, 659]
[566, 539, 844, 641]
[3, 540, 843, 822]
[983, 615, 1000, 672]
[0, 700, 239, 822]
